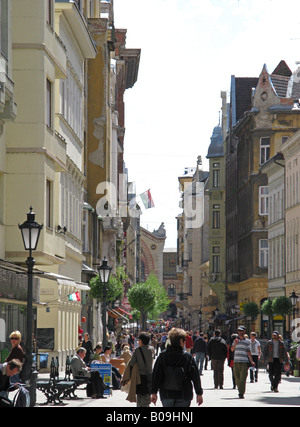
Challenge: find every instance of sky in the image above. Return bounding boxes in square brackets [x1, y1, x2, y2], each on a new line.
[113, 0, 300, 248]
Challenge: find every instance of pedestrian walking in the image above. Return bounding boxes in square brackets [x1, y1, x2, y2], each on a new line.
[263, 331, 289, 392]
[231, 326, 255, 399]
[151, 328, 203, 407]
[204, 336, 209, 370]
[185, 331, 193, 353]
[192, 332, 207, 375]
[249, 332, 261, 383]
[227, 333, 238, 389]
[129, 332, 154, 407]
[207, 329, 228, 389]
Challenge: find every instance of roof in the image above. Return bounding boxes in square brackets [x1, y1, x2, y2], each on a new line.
[207, 125, 224, 158]
[234, 77, 259, 123]
[272, 60, 292, 77]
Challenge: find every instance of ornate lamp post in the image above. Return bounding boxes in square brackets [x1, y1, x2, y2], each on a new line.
[97, 257, 112, 348]
[18, 207, 43, 406]
[187, 313, 191, 330]
[198, 310, 202, 332]
[290, 290, 299, 322]
[231, 304, 237, 332]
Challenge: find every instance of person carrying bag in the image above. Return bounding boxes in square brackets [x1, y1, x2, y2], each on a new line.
[151, 328, 203, 407]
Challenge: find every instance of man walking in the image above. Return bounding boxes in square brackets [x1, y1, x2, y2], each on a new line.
[249, 332, 261, 383]
[129, 332, 154, 407]
[231, 326, 255, 399]
[263, 331, 288, 392]
[207, 330, 228, 389]
[192, 332, 207, 375]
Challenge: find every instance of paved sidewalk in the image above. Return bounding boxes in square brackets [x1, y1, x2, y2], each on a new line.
[33, 363, 300, 408]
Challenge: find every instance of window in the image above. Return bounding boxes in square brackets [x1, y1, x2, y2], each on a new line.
[1, 0, 8, 59]
[46, 179, 52, 228]
[82, 210, 89, 252]
[61, 66, 83, 139]
[46, 78, 52, 128]
[260, 137, 270, 165]
[259, 239, 268, 268]
[60, 170, 82, 239]
[213, 210, 220, 229]
[168, 284, 176, 296]
[213, 255, 220, 273]
[46, 0, 52, 26]
[259, 186, 268, 215]
[213, 169, 220, 188]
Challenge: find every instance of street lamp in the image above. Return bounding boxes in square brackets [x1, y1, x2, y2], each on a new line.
[18, 206, 43, 406]
[179, 313, 183, 328]
[231, 305, 236, 332]
[290, 290, 299, 321]
[97, 257, 112, 348]
[198, 310, 202, 332]
[187, 313, 191, 330]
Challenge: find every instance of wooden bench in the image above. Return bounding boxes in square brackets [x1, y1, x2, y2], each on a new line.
[36, 357, 75, 404]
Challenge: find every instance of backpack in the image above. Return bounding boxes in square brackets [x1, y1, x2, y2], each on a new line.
[161, 353, 189, 392]
[13, 385, 30, 407]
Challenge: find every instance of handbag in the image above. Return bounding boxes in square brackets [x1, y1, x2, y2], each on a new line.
[136, 347, 151, 395]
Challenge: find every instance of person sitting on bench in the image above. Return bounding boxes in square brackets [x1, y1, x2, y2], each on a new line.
[71, 348, 107, 399]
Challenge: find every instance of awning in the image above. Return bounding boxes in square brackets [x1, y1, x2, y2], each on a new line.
[118, 308, 132, 318]
[108, 307, 132, 321]
[57, 278, 90, 291]
[225, 315, 246, 325]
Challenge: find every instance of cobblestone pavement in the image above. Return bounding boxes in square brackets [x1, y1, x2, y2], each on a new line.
[32, 363, 300, 408]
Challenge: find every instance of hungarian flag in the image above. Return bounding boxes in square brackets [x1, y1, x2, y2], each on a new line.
[140, 189, 155, 209]
[68, 292, 81, 302]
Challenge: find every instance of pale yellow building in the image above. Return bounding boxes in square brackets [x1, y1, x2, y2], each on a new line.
[281, 129, 300, 321]
[4, 0, 96, 366]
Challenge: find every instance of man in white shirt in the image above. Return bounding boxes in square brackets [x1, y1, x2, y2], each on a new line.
[249, 332, 261, 383]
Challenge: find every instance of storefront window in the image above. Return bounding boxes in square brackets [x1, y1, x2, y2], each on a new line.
[0, 303, 37, 356]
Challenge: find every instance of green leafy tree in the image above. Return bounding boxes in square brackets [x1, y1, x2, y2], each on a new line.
[272, 296, 292, 338]
[261, 299, 273, 317]
[261, 298, 274, 336]
[146, 273, 170, 320]
[243, 302, 260, 332]
[271, 296, 292, 316]
[128, 281, 156, 330]
[89, 266, 125, 303]
[128, 274, 170, 330]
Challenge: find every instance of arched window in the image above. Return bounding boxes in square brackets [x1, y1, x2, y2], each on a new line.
[168, 284, 176, 296]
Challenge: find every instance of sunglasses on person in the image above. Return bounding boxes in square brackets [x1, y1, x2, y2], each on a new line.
[10, 337, 19, 340]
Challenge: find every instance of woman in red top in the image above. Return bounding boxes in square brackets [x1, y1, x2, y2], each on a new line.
[185, 332, 193, 353]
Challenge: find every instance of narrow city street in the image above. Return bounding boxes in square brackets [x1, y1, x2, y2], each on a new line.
[33, 364, 300, 408]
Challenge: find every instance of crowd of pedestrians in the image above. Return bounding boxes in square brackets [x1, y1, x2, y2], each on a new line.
[114, 326, 295, 407]
[1, 325, 297, 407]
[72, 326, 296, 407]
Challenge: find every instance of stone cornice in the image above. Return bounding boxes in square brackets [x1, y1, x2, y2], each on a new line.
[6, 147, 67, 172]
